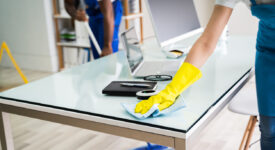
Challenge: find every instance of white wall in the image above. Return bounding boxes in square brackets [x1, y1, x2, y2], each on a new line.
[0, 0, 58, 72]
[193, 0, 216, 27]
[228, 2, 258, 35]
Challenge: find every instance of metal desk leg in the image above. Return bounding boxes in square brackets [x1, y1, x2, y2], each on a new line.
[0, 112, 14, 150]
[175, 138, 186, 150]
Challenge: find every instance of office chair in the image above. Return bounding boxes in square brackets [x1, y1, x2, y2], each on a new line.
[228, 77, 259, 150]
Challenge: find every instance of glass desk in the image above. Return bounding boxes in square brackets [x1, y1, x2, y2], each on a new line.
[0, 36, 256, 150]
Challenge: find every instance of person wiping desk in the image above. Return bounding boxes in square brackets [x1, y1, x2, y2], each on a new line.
[134, 0, 275, 149]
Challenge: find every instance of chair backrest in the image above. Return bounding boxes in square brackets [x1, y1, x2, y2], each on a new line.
[228, 77, 258, 116]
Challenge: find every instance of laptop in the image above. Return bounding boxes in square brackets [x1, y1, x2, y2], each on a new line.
[121, 27, 182, 77]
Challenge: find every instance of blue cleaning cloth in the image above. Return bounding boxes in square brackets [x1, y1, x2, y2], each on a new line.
[121, 95, 186, 119]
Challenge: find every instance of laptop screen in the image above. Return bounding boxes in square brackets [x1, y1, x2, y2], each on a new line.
[121, 27, 144, 73]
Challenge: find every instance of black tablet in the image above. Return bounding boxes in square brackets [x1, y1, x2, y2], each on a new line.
[102, 81, 157, 96]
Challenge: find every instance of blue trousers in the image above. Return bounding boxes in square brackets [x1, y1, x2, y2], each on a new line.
[88, 0, 122, 59]
[259, 115, 275, 150]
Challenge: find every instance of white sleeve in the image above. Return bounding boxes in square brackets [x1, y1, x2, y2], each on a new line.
[215, 0, 242, 8]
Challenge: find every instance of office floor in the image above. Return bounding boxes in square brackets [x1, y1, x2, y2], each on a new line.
[0, 66, 261, 150]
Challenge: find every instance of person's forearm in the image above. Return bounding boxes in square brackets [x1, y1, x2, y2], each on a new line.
[184, 37, 216, 68]
[185, 5, 233, 68]
[99, 0, 114, 49]
[65, 0, 77, 19]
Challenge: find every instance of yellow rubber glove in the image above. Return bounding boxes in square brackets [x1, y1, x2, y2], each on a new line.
[135, 62, 202, 114]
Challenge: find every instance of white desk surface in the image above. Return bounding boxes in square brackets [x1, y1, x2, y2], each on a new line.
[0, 35, 256, 138]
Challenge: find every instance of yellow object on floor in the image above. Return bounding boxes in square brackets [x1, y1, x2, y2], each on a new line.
[0, 42, 28, 84]
[135, 62, 202, 114]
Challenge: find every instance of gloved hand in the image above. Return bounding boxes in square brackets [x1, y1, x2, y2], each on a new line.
[135, 62, 202, 114]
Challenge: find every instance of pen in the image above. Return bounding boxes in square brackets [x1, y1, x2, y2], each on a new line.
[120, 83, 151, 88]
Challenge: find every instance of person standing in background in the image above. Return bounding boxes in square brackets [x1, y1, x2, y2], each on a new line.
[65, 0, 123, 59]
